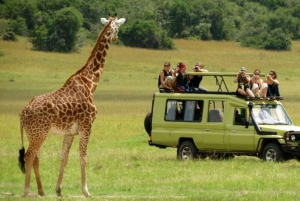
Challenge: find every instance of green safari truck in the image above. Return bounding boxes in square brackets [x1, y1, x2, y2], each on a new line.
[144, 73, 300, 161]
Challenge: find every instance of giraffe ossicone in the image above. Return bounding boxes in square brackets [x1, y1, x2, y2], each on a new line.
[18, 15, 125, 197]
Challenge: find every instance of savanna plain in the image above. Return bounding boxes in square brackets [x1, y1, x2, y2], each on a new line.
[1, 37, 300, 201]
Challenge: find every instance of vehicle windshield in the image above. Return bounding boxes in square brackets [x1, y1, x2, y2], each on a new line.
[252, 104, 292, 125]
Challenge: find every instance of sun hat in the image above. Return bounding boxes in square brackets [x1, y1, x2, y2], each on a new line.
[241, 67, 246, 71]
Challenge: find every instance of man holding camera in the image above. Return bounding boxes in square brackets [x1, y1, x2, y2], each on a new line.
[234, 67, 254, 97]
[189, 62, 208, 91]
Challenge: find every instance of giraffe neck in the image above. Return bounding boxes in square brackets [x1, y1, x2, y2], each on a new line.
[65, 21, 113, 94]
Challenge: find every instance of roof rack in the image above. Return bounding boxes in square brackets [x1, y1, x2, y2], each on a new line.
[159, 72, 283, 100]
[159, 89, 284, 100]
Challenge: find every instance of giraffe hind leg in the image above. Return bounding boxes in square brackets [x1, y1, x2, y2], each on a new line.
[33, 155, 45, 196]
[23, 137, 47, 197]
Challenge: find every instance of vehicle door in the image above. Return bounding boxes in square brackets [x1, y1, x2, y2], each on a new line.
[203, 100, 225, 150]
[227, 107, 255, 151]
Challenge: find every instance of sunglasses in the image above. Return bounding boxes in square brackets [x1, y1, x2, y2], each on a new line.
[254, 73, 260, 75]
[164, 65, 169, 67]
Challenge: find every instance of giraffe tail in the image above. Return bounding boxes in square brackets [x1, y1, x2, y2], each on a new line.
[18, 147, 25, 173]
[18, 110, 26, 173]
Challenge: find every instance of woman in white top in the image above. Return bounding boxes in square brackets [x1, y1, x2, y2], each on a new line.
[250, 69, 265, 97]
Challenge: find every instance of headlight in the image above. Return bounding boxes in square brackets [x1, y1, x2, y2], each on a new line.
[291, 135, 296, 141]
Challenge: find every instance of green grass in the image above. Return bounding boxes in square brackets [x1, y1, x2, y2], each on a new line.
[1, 37, 300, 200]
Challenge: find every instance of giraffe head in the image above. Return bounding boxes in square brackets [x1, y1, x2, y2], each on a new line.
[101, 14, 126, 42]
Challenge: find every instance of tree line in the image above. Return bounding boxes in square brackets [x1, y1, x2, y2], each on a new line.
[0, 0, 299, 52]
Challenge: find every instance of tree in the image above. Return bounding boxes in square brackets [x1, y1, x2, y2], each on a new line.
[30, 7, 83, 52]
[119, 20, 174, 49]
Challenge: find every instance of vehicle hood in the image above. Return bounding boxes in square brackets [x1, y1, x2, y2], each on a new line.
[259, 125, 300, 132]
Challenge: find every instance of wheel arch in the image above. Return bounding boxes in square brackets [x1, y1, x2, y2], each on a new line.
[257, 138, 283, 157]
[178, 137, 196, 148]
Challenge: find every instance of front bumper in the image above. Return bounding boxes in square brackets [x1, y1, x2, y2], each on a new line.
[281, 144, 300, 155]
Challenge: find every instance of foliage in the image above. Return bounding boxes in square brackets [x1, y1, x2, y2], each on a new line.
[240, 27, 291, 51]
[0, 19, 17, 41]
[120, 20, 175, 49]
[30, 7, 83, 52]
[1, 0, 300, 51]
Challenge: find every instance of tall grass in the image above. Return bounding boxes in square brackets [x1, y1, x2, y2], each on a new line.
[1, 37, 300, 200]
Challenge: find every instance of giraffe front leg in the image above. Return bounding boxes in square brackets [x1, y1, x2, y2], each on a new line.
[56, 135, 74, 197]
[79, 132, 91, 197]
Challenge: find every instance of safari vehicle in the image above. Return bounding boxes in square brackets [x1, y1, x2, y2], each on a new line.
[144, 72, 300, 161]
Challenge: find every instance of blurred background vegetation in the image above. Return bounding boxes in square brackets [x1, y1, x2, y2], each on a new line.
[0, 0, 300, 52]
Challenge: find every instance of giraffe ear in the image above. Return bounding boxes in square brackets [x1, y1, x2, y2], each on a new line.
[101, 18, 109, 25]
[116, 18, 126, 25]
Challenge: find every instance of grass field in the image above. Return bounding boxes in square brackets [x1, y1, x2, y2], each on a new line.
[1, 37, 300, 200]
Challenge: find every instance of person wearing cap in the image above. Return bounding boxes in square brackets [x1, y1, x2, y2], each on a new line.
[234, 67, 254, 97]
[158, 62, 174, 91]
[189, 62, 208, 91]
[175, 62, 189, 91]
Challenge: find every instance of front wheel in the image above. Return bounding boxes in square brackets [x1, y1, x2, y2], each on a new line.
[262, 142, 285, 162]
[177, 141, 197, 160]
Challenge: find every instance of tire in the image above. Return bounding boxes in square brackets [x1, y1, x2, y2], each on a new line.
[262, 142, 285, 162]
[144, 112, 152, 136]
[177, 140, 198, 160]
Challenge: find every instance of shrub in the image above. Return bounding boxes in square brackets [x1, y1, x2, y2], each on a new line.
[240, 27, 291, 51]
[119, 20, 175, 50]
[0, 18, 18, 41]
[30, 7, 83, 52]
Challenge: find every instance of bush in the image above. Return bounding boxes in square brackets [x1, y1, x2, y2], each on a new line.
[30, 7, 83, 52]
[119, 20, 175, 50]
[240, 27, 291, 51]
[0, 18, 18, 41]
[2, 31, 17, 41]
[10, 17, 28, 36]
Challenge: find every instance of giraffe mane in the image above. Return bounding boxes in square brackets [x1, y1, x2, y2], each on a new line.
[65, 18, 114, 83]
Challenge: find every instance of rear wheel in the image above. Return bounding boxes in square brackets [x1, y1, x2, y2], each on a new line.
[262, 142, 285, 162]
[144, 112, 152, 136]
[177, 141, 197, 160]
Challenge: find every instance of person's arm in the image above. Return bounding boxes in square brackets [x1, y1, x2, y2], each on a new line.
[234, 73, 239, 83]
[259, 78, 263, 88]
[199, 68, 208, 72]
[245, 74, 251, 83]
[189, 68, 195, 80]
[272, 79, 279, 85]
[160, 71, 171, 89]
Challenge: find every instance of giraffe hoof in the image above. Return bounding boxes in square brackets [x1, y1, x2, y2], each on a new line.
[22, 193, 41, 198]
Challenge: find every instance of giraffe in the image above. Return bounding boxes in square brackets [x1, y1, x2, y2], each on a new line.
[18, 14, 126, 197]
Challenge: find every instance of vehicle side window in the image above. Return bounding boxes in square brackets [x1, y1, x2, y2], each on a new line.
[165, 100, 177, 120]
[208, 100, 224, 123]
[234, 108, 247, 125]
[165, 100, 203, 122]
[184, 101, 196, 121]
